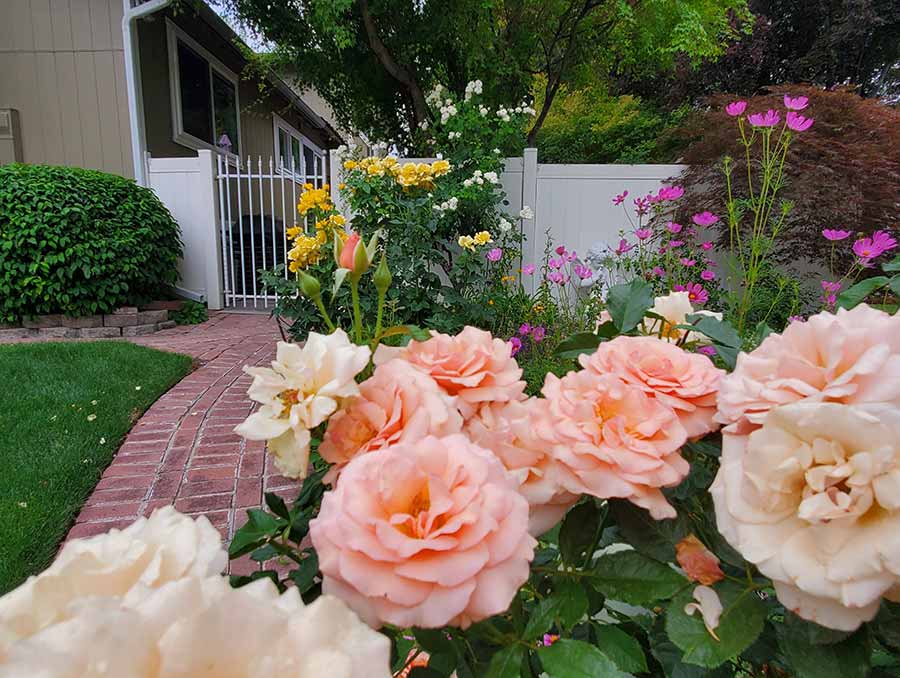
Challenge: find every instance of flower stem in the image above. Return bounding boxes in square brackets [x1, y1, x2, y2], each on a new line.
[350, 276, 363, 344]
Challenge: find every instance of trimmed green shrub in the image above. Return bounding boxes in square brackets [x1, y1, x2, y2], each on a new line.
[0, 164, 182, 321]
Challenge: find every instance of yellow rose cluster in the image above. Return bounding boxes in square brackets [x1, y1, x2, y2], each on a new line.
[457, 230, 493, 252]
[297, 183, 333, 216]
[287, 186, 348, 272]
[344, 156, 451, 190]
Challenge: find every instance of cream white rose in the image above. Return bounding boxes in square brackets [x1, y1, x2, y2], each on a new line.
[645, 291, 722, 344]
[711, 402, 900, 631]
[235, 330, 371, 478]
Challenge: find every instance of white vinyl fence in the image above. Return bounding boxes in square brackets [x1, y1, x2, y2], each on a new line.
[148, 148, 684, 309]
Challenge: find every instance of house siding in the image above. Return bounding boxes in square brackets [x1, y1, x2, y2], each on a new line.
[0, 0, 133, 176]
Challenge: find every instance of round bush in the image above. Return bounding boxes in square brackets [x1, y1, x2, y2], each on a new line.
[0, 164, 183, 321]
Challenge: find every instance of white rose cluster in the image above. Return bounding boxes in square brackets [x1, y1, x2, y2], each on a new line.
[464, 79, 483, 101]
[425, 83, 445, 107]
[496, 107, 511, 122]
[433, 196, 459, 213]
[479, 105, 490, 117]
[448, 131, 462, 140]
[519, 205, 534, 220]
[0, 508, 391, 677]
[463, 169, 500, 188]
[439, 99, 458, 124]
[498, 217, 513, 233]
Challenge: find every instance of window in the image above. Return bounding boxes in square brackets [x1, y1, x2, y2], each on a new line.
[166, 20, 240, 157]
[273, 115, 325, 186]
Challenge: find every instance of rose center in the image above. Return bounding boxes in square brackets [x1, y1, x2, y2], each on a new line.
[277, 388, 301, 418]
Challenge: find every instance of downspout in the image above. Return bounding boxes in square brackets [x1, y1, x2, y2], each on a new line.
[122, 0, 172, 185]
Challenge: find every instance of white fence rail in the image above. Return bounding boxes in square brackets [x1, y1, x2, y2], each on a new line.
[149, 149, 684, 310]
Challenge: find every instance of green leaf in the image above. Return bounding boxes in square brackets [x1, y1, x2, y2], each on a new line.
[484, 645, 525, 678]
[524, 596, 566, 640]
[538, 639, 628, 678]
[556, 579, 590, 629]
[666, 582, 766, 668]
[650, 630, 708, 678]
[593, 624, 648, 673]
[685, 314, 741, 348]
[882, 256, 900, 272]
[559, 500, 605, 566]
[554, 331, 601, 360]
[872, 601, 900, 651]
[837, 276, 889, 309]
[781, 610, 852, 646]
[750, 321, 773, 347]
[294, 468, 327, 509]
[413, 629, 455, 656]
[608, 500, 690, 562]
[778, 625, 871, 678]
[889, 275, 900, 298]
[249, 543, 278, 562]
[606, 278, 654, 332]
[288, 550, 319, 592]
[264, 492, 290, 519]
[591, 550, 686, 605]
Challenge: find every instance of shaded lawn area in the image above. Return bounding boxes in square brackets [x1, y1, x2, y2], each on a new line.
[0, 341, 192, 594]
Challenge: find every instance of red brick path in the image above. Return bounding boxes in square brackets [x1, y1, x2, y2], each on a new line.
[64, 312, 300, 572]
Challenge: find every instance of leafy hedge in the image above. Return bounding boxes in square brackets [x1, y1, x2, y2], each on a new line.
[0, 164, 182, 321]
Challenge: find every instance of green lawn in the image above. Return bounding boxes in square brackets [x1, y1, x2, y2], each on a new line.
[0, 341, 192, 593]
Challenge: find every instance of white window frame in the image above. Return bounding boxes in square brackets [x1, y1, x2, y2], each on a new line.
[166, 18, 241, 160]
[272, 113, 325, 185]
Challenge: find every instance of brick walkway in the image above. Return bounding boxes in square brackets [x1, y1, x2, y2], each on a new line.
[64, 312, 300, 573]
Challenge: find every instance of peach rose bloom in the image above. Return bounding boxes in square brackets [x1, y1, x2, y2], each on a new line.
[540, 370, 689, 519]
[375, 326, 526, 416]
[465, 399, 580, 536]
[320, 359, 463, 482]
[711, 402, 900, 631]
[310, 434, 536, 629]
[717, 304, 900, 433]
[581, 335, 724, 439]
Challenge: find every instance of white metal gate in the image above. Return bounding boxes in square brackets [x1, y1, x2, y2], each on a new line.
[216, 154, 325, 309]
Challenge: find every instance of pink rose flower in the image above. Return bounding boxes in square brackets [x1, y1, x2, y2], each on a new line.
[580, 336, 724, 439]
[716, 305, 900, 433]
[310, 435, 536, 629]
[319, 360, 463, 481]
[539, 370, 689, 519]
[466, 399, 580, 536]
[375, 326, 526, 417]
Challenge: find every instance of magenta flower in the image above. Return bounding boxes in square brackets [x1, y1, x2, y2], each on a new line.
[692, 212, 720, 227]
[666, 221, 683, 234]
[786, 111, 814, 132]
[486, 247, 503, 262]
[548, 257, 563, 270]
[574, 263, 593, 280]
[748, 109, 780, 127]
[652, 266, 666, 277]
[685, 282, 709, 304]
[522, 264, 535, 275]
[541, 633, 558, 647]
[518, 323, 532, 336]
[680, 258, 696, 267]
[725, 101, 747, 116]
[821, 280, 842, 293]
[657, 185, 684, 201]
[788, 315, 805, 323]
[700, 269, 716, 281]
[673, 284, 686, 292]
[614, 238, 634, 255]
[509, 336, 523, 356]
[700, 241, 714, 251]
[633, 197, 650, 216]
[822, 228, 852, 241]
[635, 228, 652, 240]
[783, 95, 809, 111]
[613, 190, 629, 206]
[853, 230, 898, 264]
[697, 345, 717, 357]
[532, 326, 546, 343]
[555, 245, 567, 256]
[669, 240, 684, 248]
[548, 270, 565, 284]
[566, 251, 578, 262]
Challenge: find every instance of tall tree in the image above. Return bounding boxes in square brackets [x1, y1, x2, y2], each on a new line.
[218, 0, 747, 149]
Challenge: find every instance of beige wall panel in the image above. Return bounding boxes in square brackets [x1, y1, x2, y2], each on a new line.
[2, 0, 31, 53]
[4, 53, 45, 163]
[54, 52, 83, 166]
[29, 0, 54, 51]
[89, 0, 113, 50]
[70, 0, 94, 50]
[113, 50, 133, 176]
[94, 51, 123, 175]
[49, 0, 73, 51]
[34, 52, 65, 165]
[109, 0, 123, 50]
[74, 52, 103, 170]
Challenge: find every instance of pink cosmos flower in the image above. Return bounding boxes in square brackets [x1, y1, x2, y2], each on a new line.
[319, 360, 463, 481]
[542, 634, 559, 647]
[725, 101, 748, 116]
[788, 315, 805, 323]
[465, 399, 579, 535]
[613, 190, 629, 206]
[652, 266, 666, 277]
[310, 435, 536, 629]
[658, 186, 685, 201]
[853, 230, 898, 264]
[531, 326, 546, 343]
[565, 251, 577, 262]
[518, 323, 532, 336]
[486, 247, 503, 262]
[692, 212, 720, 227]
[701, 270, 716, 281]
[669, 240, 684, 248]
[374, 326, 526, 418]
[748, 109, 780, 127]
[555, 245, 567, 256]
[574, 263, 593, 280]
[783, 95, 809, 111]
[786, 111, 814, 132]
[697, 345, 717, 357]
[633, 198, 650, 216]
[701, 241, 714, 251]
[821, 280, 842, 307]
[548, 258, 562, 270]
[822, 229, 852, 241]
[667, 221, 683, 234]
[614, 238, 634, 255]
[581, 336, 725, 439]
[681, 258, 696, 267]
[547, 270, 566, 284]
[509, 336, 523, 356]
[673, 284, 685, 292]
[685, 283, 708, 304]
[522, 264, 535, 275]
[635, 228, 652, 240]
[539, 371, 689, 519]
